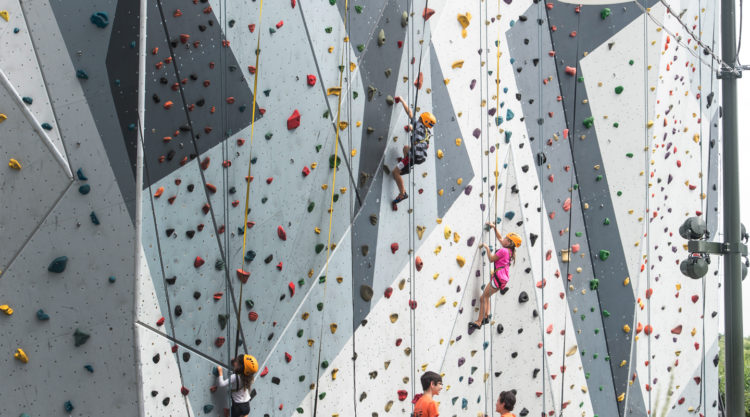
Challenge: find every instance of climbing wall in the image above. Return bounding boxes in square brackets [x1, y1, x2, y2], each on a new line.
[0, 0, 724, 416]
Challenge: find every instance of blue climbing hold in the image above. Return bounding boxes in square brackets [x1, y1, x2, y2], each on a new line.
[64, 401, 74, 412]
[76, 168, 87, 181]
[203, 404, 214, 413]
[76, 70, 89, 80]
[48, 256, 68, 273]
[41, 123, 52, 130]
[90, 12, 109, 28]
[108, 276, 116, 283]
[506, 109, 515, 121]
[90, 211, 100, 225]
[505, 211, 515, 220]
[505, 131, 512, 143]
[22, 97, 32, 105]
[37, 309, 50, 320]
[84, 364, 94, 373]
[14, 28, 20, 34]
[461, 398, 468, 409]
[79, 184, 91, 195]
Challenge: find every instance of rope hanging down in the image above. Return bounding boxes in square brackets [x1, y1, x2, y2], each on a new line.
[312, 0, 350, 414]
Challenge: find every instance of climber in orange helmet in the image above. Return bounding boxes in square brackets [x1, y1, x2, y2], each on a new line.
[390, 95, 436, 211]
[469, 223, 522, 331]
[217, 354, 258, 416]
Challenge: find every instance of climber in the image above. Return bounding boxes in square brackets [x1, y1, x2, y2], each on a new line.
[412, 371, 443, 417]
[390, 95, 436, 210]
[217, 354, 258, 417]
[469, 223, 521, 331]
[495, 390, 517, 417]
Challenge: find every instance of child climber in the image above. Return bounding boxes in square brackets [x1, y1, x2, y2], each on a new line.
[217, 354, 258, 417]
[469, 222, 522, 331]
[412, 371, 443, 417]
[390, 95, 436, 210]
[495, 390, 517, 417]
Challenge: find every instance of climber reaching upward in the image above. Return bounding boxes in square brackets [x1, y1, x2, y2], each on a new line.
[217, 354, 258, 417]
[469, 223, 522, 331]
[390, 95, 436, 210]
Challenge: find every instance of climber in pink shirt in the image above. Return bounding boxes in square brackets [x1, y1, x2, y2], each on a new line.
[469, 222, 522, 331]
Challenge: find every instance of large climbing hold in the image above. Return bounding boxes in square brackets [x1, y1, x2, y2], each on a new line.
[457, 12, 471, 38]
[48, 256, 68, 273]
[422, 7, 435, 21]
[287, 109, 301, 130]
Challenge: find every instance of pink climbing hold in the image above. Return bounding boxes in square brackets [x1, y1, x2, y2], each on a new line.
[409, 300, 417, 310]
[194, 256, 205, 268]
[390, 242, 399, 253]
[277, 225, 287, 241]
[307, 74, 316, 86]
[291, 0, 296, 8]
[287, 109, 301, 130]
[422, 7, 435, 20]
[236, 269, 250, 283]
[288, 282, 295, 297]
[671, 325, 683, 335]
[563, 198, 571, 212]
[415, 256, 423, 272]
[565, 66, 577, 76]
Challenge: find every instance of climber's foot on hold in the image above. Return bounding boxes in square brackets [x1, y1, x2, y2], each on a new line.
[392, 192, 408, 211]
[482, 315, 492, 325]
[468, 321, 482, 331]
[500, 286, 510, 295]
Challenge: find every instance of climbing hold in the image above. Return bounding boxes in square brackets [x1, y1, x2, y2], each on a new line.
[671, 325, 683, 335]
[600, 8, 611, 19]
[236, 269, 250, 283]
[64, 401, 74, 413]
[8, 159, 21, 170]
[0, 10, 8, 21]
[456, 255, 466, 267]
[435, 296, 446, 308]
[457, 13, 471, 38]
[0, 304, 12, 315]
[390, 313, 398, 323]
[277, 225, 287, 241]
[14, 348, 28, 363]
[287, 109, 301, 130]
[422, 7, 435, 21]
[194, 256, 205, 268]
[614, 86, 624, 94]
[582, 117, 594, 128]
[598, 250, 610, 261]
[518, 291, 529, 303]
[415, 256, 423, 272]
[384, 287, 393, 298]
[401, 11, 408, 27]
[90, 12, 109, 28]
[73, 328, 90, 347]
[79, 184, 91, 195]
[48, 256, 68, 273]
[307, 74, 316, 86]
[36, 309, 49, 320]
[390, 243, 399, 253]
[377, 29, 386, 46]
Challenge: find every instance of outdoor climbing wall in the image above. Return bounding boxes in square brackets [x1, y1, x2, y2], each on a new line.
[0, 1, 724, 417]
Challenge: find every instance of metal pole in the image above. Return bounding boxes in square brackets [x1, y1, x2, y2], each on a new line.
[133, 0, 148, 414]
[719, 0, 745, 415]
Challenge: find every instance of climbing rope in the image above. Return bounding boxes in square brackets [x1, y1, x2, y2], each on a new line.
[312, 0, 350, 414]
[477, 0, 489, 414]
[537, 0, 548, 413]
[233, 0, 265, 360]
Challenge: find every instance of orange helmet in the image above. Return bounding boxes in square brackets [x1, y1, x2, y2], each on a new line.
[420, 112, 436, 128]
[242, 354, 259, 375]
[506, 232, 522, 248]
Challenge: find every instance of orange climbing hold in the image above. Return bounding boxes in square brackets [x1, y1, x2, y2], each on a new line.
[236, 269, 250, 283]
[154, 187, 164, 198]
[422, 7, 435, 20]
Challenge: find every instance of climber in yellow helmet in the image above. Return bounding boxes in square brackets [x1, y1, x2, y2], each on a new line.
[390, 95, 436, 210]
[469, 223, 522, 331]
[217, 354, 258, 416]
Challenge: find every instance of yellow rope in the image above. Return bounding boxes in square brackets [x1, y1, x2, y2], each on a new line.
[236, 0, 264, 342]
[494, 1, 501, 232]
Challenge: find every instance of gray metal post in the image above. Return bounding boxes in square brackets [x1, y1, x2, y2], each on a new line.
[720, 0, 745, 415]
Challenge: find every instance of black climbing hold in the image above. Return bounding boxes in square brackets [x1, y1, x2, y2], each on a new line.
[162, 397, 170, 406]
[182, 352, 190, 362]
[186, 230, 195, 239]
[153, 353, 160, 364]
[536, 152, 546, 166]
[264, 254, 273, 263]
[166, 228, 175, 237]
[532, 309, 538, 318]
[174, 305, 182, 317]
[518, 291, 529, 303]
[519, 407, 529, 416]
[271, 377, 280, 385]
[496, 324, 504, 334]
[511, 352, 518, 358]
[90, 212, 100, 225]
[73, 328, 90, 347]
[360, 285, 374, 302]
[529, 233, 538, 246]
[187, 184, 195, 192]
[533, 368, 540, 378]
[48, 256, 68, 273]
[166, 276, 176, 285]
[151, 391, 158, 397]
[193, 291, 201, 299]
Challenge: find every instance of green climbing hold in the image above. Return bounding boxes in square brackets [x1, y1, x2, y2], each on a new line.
[582, 117, 594, 128]
[613, 122, 619, 128]
[329, 154, 341, 169]
[600, 8, 611, 19]
[328, 0, 335, 4]
[73, 328, 90, 347]
[581, 314, 586, 321]
[573, 184, 579, 190]
[325, 27, 332, 33]
[575, 232, 582, 237]
[265, 132, 273, 140]
[352, 91, 358, 99]
[626, 152, 633, 158]
[108, 276, 116, 283]
[321, 360, 329, 368]
[319, 276, 326, 284]
[589, 279, 599, 290]
[614, 86, 624, 94]
[297, 329, 303, 337]
[616, 191, 622, 196]
[315, 145, 322, 152]
[317, 302, 324, 311]
[602, 310, 610, 317]
[603, 218, 610, 225]
[357, 44, 364, 52]
[215, 259, 225, 271]
[355, 5, 363, 13]
[315, 243, 325, 254]
[595, 175, 603, 181]
[245, 299, 254, 309]
[599, 250, 610, 260]
[297, 278, 305, 287]
[577, 76, 584, 82]
[297, 407, 304, 413]
[48, 256, 68, 273]
[299, 375, 305, 382]
[318, 392, 326, 399]
[629, 59, 635, 65]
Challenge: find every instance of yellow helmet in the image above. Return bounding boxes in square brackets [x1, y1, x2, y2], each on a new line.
[506, 232, 522, 248]
[242, 354, 259, 375]
[420, 112, 436, 128]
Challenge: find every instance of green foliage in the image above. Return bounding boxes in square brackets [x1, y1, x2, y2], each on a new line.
[717, 335, 750, 416]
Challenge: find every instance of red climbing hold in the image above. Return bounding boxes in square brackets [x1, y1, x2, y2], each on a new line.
[205, 183, 217, 194]
[249, 311, 259, 321]
[409, 300, 417, 310]
[266, 177, 273, 184]
[288, 282, 295, 297]
[414, 72, 424, 90]
[397, 390, 409, 401]
[384, 287, 393, 298]
[260, 366, 269, 377]
[671, 325, 683, 335]
[291, 0, 296, 7]
[422, 7, 435, 20]
[236, 269, 251, 283]
[200, 157, 211, 170]
[287, 109, 301, 130]
[237, 138, 245, 146]
[396, 338, 403, 346]
[390, 243, 399, 253]
[194, 256, 205, 268]
[415, 256, 423, 272]
[276, 262, 283, 271]
[307, 74, 316, 86]
[181, 386, 190, 396]
[277, 226, 287, 241]
[213, 292, 223, 301]
[215, 337, 226, 347]
[691, 294, 699, 303]
[565, 66, 577, 76]
[644, 324, 653, 335]
[156, 317, 165, 326]
[302, 166, 311, 176]
[180, 34, 190, 44]
[202, 203, 211, 214]
[248, 24, 255, 32]
[276, 20, 284, 29]
[285, 352, 292, 363]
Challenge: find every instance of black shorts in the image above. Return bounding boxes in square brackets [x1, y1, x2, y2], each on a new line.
[231, 401, 250, 416]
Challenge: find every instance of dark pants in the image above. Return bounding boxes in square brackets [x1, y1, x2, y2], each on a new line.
[231, 401, 250, 417]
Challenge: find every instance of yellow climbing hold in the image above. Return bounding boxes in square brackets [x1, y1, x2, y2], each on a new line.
[619, 360, 627, 367]
[351, 149, 357, 157]
[385, 401, 394, 412]
[565, 345, 578, 357]
[14, 348, 28, 363]
[455, 138, 462, 146]
[327, 87, 341, 96]
[623, 324, 631, 333]
[339, 121, 348, 131]
[456, 177, 463, 185]
[302, 312, 309, 320]
[617, 393, 625, 402]
[416, 225, 425, 239]
[0, 10, 8, 21]
[0, 114, 7, 123]
[330, 323, 338, 334]
[623, 277, 630, 286]
[336, 276, 343, 283]
[434, 246, 442, 255]
[390, 313, 399, 323]
[693, 133, 700, 143]
[437, 149, 444, 159]
[444, 226, 451, 239]
[456, 255, 466, 267]
[435, 296, 446, 307]
[421, 363, 428, 371]
[8, 159, 21, 170]
[457, 12, 471, 38]
[433, 273, 439, 280]
[453, 232, 460, 243]
[307, 339, 314, 346]
[314, 227, 321, 234]
[451, 60, 465, 69]
[331, 368, 338, 380]
[438, 189, 444, 196]
[0, 304, 13, 315]
[647, 120, 654, 128]
[350, 62, 357, 72]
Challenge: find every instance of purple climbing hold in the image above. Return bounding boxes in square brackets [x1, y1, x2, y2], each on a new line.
[458, 357, 465, 367]
[469, 79, 476, 90]
[480, 203, 486, 211]
[464, 185, 472, 195]
[473, 128, 481, 138]
[467, 236, 475, 246]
